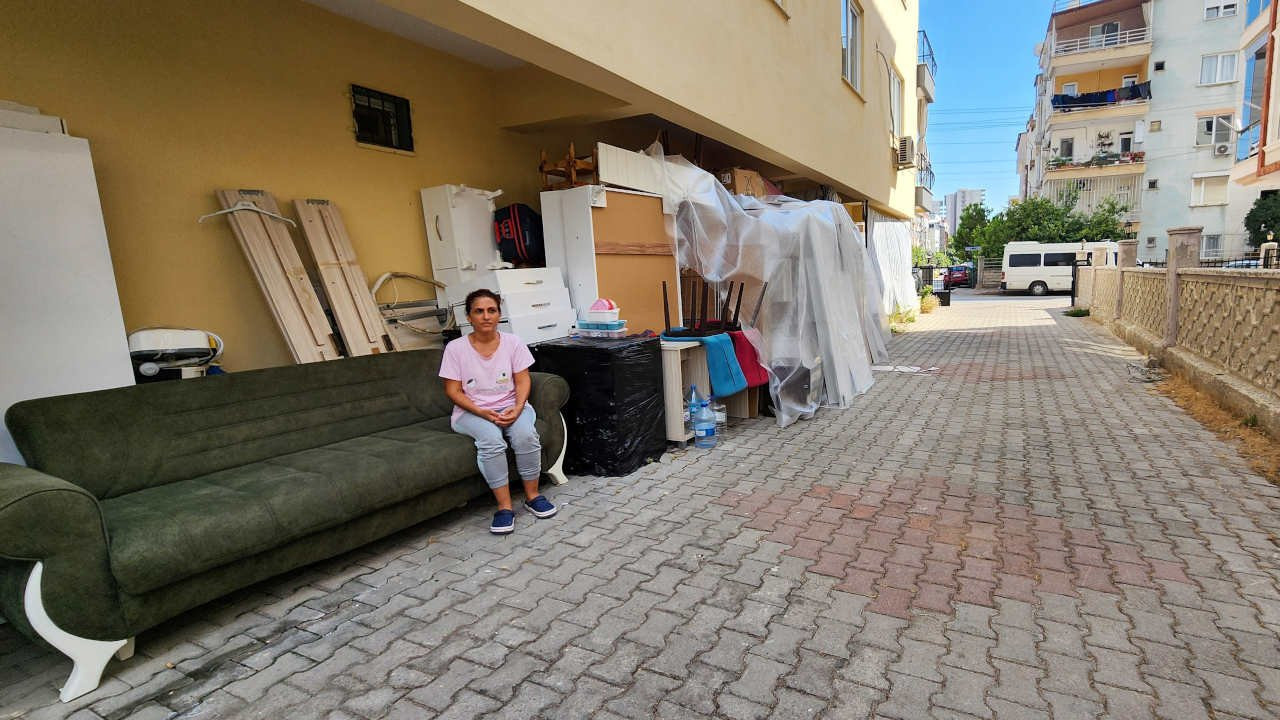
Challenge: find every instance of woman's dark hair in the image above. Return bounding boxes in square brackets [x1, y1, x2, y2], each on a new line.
[464, 288, 502, 313]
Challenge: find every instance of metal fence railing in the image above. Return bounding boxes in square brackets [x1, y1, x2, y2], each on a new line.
[918, 30, 937, 80]
[1143, 249, 1280, 269]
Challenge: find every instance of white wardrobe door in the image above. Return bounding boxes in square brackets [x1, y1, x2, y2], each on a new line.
[0, 127, 134, 465]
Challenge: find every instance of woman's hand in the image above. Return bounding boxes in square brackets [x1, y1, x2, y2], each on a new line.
[493, 404, 521, 428]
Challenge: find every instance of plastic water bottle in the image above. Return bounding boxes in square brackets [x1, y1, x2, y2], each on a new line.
[712, 398, 727, 436]
[684, 384, 704, 437]
[693, 400, 718, 449]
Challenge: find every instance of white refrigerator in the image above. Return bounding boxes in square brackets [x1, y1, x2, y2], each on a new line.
[0, 124, 135, 465]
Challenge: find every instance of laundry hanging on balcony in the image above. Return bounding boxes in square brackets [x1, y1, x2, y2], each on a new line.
[1051, 81, 1150, 111]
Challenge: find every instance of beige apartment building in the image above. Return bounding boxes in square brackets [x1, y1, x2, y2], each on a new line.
[1019, 0, 1152, 235]
[0, 0, 929, 370]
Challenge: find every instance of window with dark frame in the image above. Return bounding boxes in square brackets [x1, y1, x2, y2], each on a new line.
[351, 85, 414, 152]
[1044, 252, 1075, 267]
[1009, 254, 1041, 267]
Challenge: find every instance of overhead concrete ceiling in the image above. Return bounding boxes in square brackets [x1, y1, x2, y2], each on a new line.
[306, 0, 526, 70]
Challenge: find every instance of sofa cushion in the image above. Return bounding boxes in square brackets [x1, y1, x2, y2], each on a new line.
[102, 425, 476, 594]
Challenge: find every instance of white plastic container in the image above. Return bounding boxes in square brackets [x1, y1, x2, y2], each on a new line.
[585, 307, 621, 322]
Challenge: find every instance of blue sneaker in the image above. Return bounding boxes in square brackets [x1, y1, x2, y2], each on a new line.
[490, 509, 515, 534]
[524, 495, 558, 519]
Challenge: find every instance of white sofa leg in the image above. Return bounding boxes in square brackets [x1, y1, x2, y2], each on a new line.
[546, 413, 569, 486]
[116, 637, 136, 661]
[23, 562, 128, 702]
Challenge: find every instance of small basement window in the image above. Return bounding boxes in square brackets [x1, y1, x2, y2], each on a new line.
[351, 84, 413, 152]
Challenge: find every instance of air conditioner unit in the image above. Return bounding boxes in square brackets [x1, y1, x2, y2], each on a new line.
[1214, 143, 1231, 157]
[897, 136, 916, 169]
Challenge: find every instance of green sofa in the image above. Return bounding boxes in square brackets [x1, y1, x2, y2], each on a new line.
[0, 349, 569, 701]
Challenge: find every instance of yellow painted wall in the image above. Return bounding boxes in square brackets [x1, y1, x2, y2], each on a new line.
[0, 0, 547, 371]
[392, 0, 920, 218]
[1057, 64, 1146, 94]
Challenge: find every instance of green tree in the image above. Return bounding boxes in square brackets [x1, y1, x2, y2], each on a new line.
[950, 203, 989, 260]
[1077, 197, 1128, 242]
[911, 244, 928, 267]
[1244, 193, 1280, 248]
[976, 194, 1129, 258]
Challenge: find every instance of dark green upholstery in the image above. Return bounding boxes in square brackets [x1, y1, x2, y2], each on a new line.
[0, 349, 568, 642]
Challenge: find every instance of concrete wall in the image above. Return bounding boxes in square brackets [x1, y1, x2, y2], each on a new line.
[0, 0, 549, 371]
[1056, 6, 1147, 41]
[1087, 264, 1280, 437]
[1056, 63, 1146, 94]
[1139, 0, 1251, 261]
[391, 0, 921, 218]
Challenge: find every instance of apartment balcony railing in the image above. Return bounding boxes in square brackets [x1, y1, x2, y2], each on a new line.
[917, 30, 937, 80]
[1047, 151, 1145, 171]
[1042, 174, 1143, 218]
[1052, 0, 1108, 11]
[1053, 27, 1150, 56]
[1051, 80, 1150, 113]
[916, 153, 934, 191]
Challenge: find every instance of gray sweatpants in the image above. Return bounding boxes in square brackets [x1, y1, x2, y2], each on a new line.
[451, 405, 542, 489]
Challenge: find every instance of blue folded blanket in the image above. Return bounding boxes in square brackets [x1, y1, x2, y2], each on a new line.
[662, 331, 748, 398]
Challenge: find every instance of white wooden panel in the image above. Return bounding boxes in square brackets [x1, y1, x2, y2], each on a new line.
[0, 127, 134, 465]
[540, 186, 600, 318]
[493, 267, 563, 294]
[596, 142, 666, 195]
[502, 286, 571, 318]
[508, 308, 577, 345]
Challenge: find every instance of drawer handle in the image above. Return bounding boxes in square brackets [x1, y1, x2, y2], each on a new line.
[537, 323, 558, 330]
[523, 280, 544, 285]
[531, 302, 551, 308]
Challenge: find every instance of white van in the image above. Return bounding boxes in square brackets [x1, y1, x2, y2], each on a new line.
[1001, 241, 1118, 295]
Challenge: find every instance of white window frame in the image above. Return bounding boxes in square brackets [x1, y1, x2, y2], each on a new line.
[1205, 1, 1239, 19]
[1149, 119, 1163, 131]
[841, 0, 862, 93]
[1195, 114, 1234, 145]
[1200, 52, 1238, 84]
[1059, 137, 1075, 160]
[1201, 233, 1223, 258]
[1122, 74, 1139, 87]
[1062, 82, 1079, 96]
[1190, 174, 1230, 206]
[890, 66, 904, 138]
[1119, 131, 1135, 153]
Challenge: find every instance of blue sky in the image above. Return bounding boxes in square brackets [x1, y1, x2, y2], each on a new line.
[921, 0, 1057, 212]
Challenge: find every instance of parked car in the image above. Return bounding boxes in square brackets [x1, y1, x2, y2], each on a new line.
[1222, 259, 1261, 268]
[945, 266, 970, 287]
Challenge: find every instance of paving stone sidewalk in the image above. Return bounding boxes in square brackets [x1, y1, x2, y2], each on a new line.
[3, 294, 1280, 719]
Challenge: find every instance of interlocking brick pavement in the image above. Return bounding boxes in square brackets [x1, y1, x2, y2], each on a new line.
[3, 293, 1280, 719]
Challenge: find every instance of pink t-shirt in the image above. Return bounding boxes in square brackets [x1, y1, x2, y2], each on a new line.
[438, 332, 535, 422]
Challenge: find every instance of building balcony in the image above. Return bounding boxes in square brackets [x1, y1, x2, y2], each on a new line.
[1045, 152, 1145, 179]
[1048, 27, 1151, 72]
[1042, 172, 1143, 219]
[915, 152, 934, 211]
[917, 30, 937, 103]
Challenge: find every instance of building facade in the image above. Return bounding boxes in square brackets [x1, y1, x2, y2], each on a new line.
[945, 188, 987, 235]
[1229, 0, 1280, 247]
[1140, 0, 1252, 260]
[1020, 0, 1269, 261]
[1, 0, 926, 370]
[1021, 0, 1151, 237]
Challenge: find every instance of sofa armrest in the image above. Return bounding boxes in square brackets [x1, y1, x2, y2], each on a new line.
[0, 463, 107, 560]
[0, 463, 126, 640]
[528, 372, 569, 417]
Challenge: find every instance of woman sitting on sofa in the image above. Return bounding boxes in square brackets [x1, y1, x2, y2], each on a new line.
[439, 288, 558, 534]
